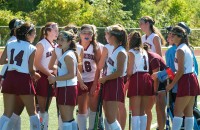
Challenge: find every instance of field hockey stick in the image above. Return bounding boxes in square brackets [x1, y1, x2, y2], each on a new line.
[129, 105, 132, 130]
[166, 79, 171, 130]
[94, 84, 103, 130]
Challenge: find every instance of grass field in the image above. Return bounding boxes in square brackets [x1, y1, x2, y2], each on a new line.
[0, 56, 200, 130]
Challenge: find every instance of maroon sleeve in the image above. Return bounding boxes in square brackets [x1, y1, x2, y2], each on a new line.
[150, 58, 160, 71]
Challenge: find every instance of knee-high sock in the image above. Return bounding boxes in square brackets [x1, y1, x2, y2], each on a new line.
[30, 114, 40, 130]
[71, 120, 78, 130]
[77, 113, 87, 130]
[7, 113, 21, 130]
[88, 110, 96, 130]
[62, 122, 72, 130]
[172, 116, 183, 130]
[58, 114, 62, 130]
[132, 116, 140, 130]
[140, 115, 147, 130]
[104, 118, 111, 130]
[39, 112, 49, 130]
[185, 116, 194, 130]
[0, 115, 10, 130]
[109, 120, 121, 130]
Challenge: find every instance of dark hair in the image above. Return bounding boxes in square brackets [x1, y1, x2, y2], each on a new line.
[16, 23, 35, 42]
[177, 22, 191, 35]
[9, 19, 24, 36]
[39, 22, 58, 40]
[64, 24, 78, 34]
[80, 24, 98, 62]
[140, 16, 166, 45]
[59, 31, 79, 63]
[171, 26, 188, 45]
[128, 31, 142, 51]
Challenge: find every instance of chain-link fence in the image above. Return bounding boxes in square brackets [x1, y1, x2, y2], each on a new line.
[0, 26, 200, 46]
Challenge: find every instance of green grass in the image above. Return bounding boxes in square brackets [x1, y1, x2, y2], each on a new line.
[1, 56, 200, 130]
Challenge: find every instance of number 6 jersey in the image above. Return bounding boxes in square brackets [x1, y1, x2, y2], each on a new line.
[7, 40, 36, 74]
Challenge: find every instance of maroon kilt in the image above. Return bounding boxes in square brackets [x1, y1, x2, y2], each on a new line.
[35, 71, 55, 97]
[2, 70, 35, 95]
[57, 86, 78, 106]
[177, 73, 200, 97]
[127, 72, 154, 97]
[78, 81, 100, 96]
[102, 77, 125, 103]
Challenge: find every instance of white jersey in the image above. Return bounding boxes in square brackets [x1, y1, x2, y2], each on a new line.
[175, 43, 194, 74]
[55, 48, 78, 87]
[129, 48, 149, 74]
[37, 38, 54, 73]
[7, 36, 17, 44]
[98, 42, 104, 53]
[0, 36, 18, 76]
[106, 46, 127, 77]
[76, 44, 83, 57]
[141, 33, 161, 53]
[104, 44, 114, 59]
[77, 42, 98, 82]
[7, 40, 36, 74]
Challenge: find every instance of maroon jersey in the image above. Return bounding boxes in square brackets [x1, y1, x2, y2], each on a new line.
[148, 51, 167, 75]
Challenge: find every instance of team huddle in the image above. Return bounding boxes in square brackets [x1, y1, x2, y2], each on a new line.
[0, 16, 199, 130]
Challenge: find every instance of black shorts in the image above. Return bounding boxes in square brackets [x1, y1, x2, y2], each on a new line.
[158, 80, 167, 92]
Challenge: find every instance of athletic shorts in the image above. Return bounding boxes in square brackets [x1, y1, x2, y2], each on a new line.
[78, 81, 100, 96]
[2, 70, 35, 95]
[35, 71, 55, 97]
[102, 77, 125, 103]
[127, 72, 154, 97]
[177, 73, 200, 97]
[158, 80, 167, 92]
[57, 86, 78, 106]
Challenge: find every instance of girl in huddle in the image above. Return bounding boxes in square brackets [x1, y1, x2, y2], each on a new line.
[0, 23, 41, 130]
[127, 31, 154, 130]
[99, 24, 128, 130]
[76, 24, 102, 130]
[48, 31, 83, 130]
[139, 16, 166, 130]
[166, 26, 200, 130]
[34, 22, 59, 130]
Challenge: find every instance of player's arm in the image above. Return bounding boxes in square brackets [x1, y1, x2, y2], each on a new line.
[127, 52, 134, 79]
[0, 46, 8, 65]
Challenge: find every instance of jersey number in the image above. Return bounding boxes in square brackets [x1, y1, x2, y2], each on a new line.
[83, 61, 92, 72]
[10, 49, 24, 66]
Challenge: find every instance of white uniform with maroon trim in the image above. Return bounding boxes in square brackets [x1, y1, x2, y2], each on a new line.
[77, 43, 99, 82]
[141, 33, 161, 53]
[129, 48, 149, 73]
[98, 42, 104, 53]
[104, 44, 114, 59]
[175, 43, 194, 74]
[7, 40, 36, 73]
[0, 36, 18, 76]
[76, 44, 83, 57]
[106, 46, 127, 77]
[54, 48, 78, 87]
[37, 38, 54, 73]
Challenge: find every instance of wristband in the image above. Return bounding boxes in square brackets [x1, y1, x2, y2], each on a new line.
[166, 67, 175, 80]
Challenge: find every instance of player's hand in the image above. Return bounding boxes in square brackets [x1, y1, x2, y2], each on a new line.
[166, 83, 173, 92]
[31, 72, 41, 82]
[99, 77, 107, 84]
[47, 75, 56, 84]
[79, 82, 88, 91]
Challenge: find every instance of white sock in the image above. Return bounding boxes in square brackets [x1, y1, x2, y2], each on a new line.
[104, 118, 111, 130]
[71, 120, 78, 130]
[132, 116, 140, 130]
[0, 115, 10, 130]
[39, 112, 49, 130]
[58, 114, 63, 130]
[62, 122, 72, 130]
[140, 115, 147, 130]
[30, 114, 40, 130]
[185, 116, 194, 130]
[7, 113, 21, 130]
[172, 116, 183, 130]
[88, 110, 96, 130]
[109, 120, 121, 130]
[77, 113, 87, 130]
